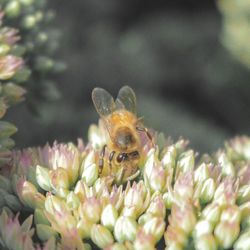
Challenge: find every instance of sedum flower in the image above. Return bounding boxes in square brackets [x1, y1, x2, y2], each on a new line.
[81, 150, 99, 186]
[193, 220, 213, 239]
[91, 224, 114, 249]
[101, 203, 118, 231]
[213, 177, 238, 205]
[142, 216, 166, 243]
[194, 234, 217, 250]
[234, 229, 250, 250]
[114, 216, 138, 243]
[217, 152, 235, 177]
[226, 136, 250, 162]
[201, 203, 222, 227]
[79, 197, 102, 224]
[0, 55, 23, 80]
[44, 193, 77, 235]
[122, 181, 150, 219]
[214, 221, 240, 249]
[1, 122, 250, 249]
[77, 215, 93, 240]
[0, 210, 35, 250]
[161, 145, 177, 170]
[146, 193, 166, 218]
[144, 148, 169, 193]
[133, 230, 156, 250]
[46, 142, 81, 186]
[176, 149, 195, 173]
[36, 224, 58, 242]
[237, 184, 250, 205]
[16, 178, 45, 209]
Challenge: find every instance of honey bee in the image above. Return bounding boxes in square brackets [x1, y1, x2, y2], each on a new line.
[92, 86, 153, 180]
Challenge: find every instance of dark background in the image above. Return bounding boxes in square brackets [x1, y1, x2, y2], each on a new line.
[7, 0, 250, 153]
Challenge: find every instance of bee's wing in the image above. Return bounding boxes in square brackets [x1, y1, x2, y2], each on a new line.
[92, 87, 116, 117]
[115, 85, 137, 114]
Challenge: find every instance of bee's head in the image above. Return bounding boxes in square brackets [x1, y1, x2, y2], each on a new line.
[115, 127, 136, 150]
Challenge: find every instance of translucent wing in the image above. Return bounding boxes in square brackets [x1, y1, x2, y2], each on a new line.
[92, 87, 116, 117]
[115, 86, 137, 114]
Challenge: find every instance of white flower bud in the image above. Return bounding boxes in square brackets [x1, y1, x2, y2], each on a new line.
[114, 216, 138, 242]
[91, 224, 114, 249]
[101, 204, 118, 231]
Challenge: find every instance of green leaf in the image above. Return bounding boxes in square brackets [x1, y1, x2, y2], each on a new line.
[0, 121, 17, 138]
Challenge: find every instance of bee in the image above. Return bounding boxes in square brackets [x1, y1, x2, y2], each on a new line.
[92, 86, 153, 180]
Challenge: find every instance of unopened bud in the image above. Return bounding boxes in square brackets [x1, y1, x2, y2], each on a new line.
[193, 220, 213, 239]
[146, 194, 166, 218]
[0, 44, 10, 56]
[194, 234, 217, 250]
[143, 217, 165, 243]
[162, 192, 173, 210]
[101, 204, 118, 231]
[36, 165, 52, 191]
[77, 216, 93, 239]
[36, 224, 58, 242]
[80, 197, 101, 223]
[217, 153, 235, 177]
[22, 15, 37, 29]
[176, 150, 195, 173]
[194, 163, 209, 184]
[164, 226, 187, 247]
[50, 168, 69, 190]
[237, 185, 250, 205]
[240, 201, 250, 223]
[199, 178, 216, 204]
[5, 1, 21, 18]
[214, 221, 240, 249]
[82, 163, 98, 186]
[114, 216, 138, 242]
[66, 191, 80, 210]
[161, 145, 176, 170]
[234, 229, 250, 250]
[202, 203, 221, 227]
[220, 205, 241, 224]
[134, 230, 156, 250]
[34, 209, 50, 225]
[91, 224, 114, 249]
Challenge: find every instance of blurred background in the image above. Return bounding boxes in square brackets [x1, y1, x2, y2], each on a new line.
[6, 0, 250, 153]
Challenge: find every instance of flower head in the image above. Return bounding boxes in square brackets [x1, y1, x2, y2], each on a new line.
[1, 126, 250, 249]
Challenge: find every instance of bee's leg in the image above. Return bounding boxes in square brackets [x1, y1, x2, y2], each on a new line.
[128, 151, 140, 176]
[116, 153, 129, 182]
[136, 126, 154, 146]
[109, 151, 115, 173]
[98, 144, 107, 174]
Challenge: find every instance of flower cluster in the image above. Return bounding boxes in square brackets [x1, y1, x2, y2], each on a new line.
[0, 10, 26, 164]
[0, 0, 65, 111]
[0, 125, 250, 249]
